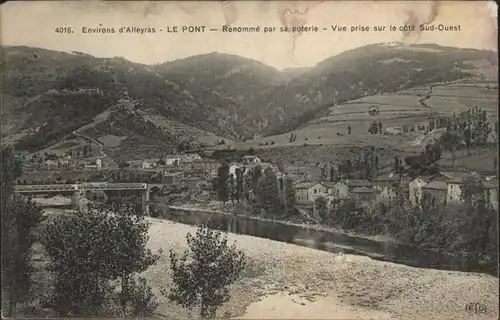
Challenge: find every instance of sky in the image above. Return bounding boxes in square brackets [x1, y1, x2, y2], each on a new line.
[1, 1, 497, 70]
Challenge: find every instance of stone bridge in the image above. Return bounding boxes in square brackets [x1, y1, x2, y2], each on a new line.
[14, 183, 165, 215]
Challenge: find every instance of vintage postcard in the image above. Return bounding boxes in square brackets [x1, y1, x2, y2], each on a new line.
[1, 1, 498, 319]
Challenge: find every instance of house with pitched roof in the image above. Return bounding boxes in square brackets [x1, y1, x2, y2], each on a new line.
[409, 175, 434, 206]
[295, 181, 334, 205]
[241, 155, 261, 165]
[419, 171, 483, 206]
[330, 179, 372, 199]
[350, 187, 380, 208]
[372, 173, 399, 202]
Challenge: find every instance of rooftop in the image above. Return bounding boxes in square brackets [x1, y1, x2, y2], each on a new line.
[435, 171, 481, 183]
[295, 181, 321, 189]
[351, 187, 379, 194]
[422, 180, 448, 190]
[346, 179, 372, 188]
[413, 175, 435, 183]
[372, 173, 399, 182]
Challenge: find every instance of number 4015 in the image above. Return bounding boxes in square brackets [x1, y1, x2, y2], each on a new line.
[55, 27, 73, 33]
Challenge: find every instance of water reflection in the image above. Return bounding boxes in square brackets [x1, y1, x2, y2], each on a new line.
[165, 209, 497, 276]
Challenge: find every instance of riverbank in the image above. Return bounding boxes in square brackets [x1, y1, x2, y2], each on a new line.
[144, 218, 499, 320]
[167, 204, 403, 245]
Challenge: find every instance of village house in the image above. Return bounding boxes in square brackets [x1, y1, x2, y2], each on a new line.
[141, 159, 158, 169]
[350, 187, 380, 208]
[431, 171, 479, 204]
[330, 179, 372, 198]
[346, 179, 372, 190]
[162, 171, 184, 186]
[408, 175, 434, 206]
[181, 153, 202, 162]
[44, 159, 59, 167]
[418, 171, 484, 206]
[164, 156, 182, 166]
[84, 158, 102, 169]
[191, 159, 220, 177]
[372, 173, 399, 202]
[421, 180, 448, 205]
[331, 181, 349, 199]
[229, 163, 241, 177]
[58, 154, 72, 167]
[179, 161, 194, 171]
[295, 181, 333, 206]
[241, 155, 261, 165]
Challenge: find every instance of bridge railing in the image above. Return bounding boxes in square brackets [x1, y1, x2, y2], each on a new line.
[14, 183, 148, 192]
[14, 184, 78, 192]
[79, 183, 147, 190]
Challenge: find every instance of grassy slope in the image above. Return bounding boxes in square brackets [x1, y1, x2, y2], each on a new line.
[212, 78, 497, 171]
[1, 46, 246, 154]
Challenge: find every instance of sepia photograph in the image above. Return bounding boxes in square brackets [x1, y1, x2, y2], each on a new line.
[1, 1, 498, 319]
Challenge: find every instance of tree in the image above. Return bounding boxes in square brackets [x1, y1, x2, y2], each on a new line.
[329, 166, 337, 182]
[368, 121, 378, 134]
[464, 125, 472, 155]
[228, 174, 236, 204]
[284, 177, 296, 216]
[276, 158, 288, 214]
[461, 174, 485, 206]
[164, 225, 246, 318]
[255, 168, 282, 216]
[393, 155, 400, 174]
[320, 164, 328, 182]
[118, 161, 130, 169]
[1, 146, 44, 317]
[2, 195, 44, 317]
[41, 205, 161, 317]
[217, 163, 230, 204]
[234, 168, 245, 203]
[250, 165, 262, 191]
[315, 196, 328, 222]
[439, 131, 461, 166]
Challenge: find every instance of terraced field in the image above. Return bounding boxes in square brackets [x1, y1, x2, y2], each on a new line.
[244, 79, 497, 153]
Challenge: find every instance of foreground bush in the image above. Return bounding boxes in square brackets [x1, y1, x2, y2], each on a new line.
[40, 204, 161, 317]
[163, 225, 246, 318]
[1, 146, 44, 317]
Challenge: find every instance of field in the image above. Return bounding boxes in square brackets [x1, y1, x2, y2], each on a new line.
[207, 79, 497, 165]
[22, 213, 500, 319]
[436, 148, 498, 174]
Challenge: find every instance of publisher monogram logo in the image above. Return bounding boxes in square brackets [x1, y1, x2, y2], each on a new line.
[465, 302, 487, 315]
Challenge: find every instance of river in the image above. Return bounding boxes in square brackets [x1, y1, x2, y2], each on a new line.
[163, 207, 498, 277]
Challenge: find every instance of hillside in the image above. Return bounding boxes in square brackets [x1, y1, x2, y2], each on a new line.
[2, 43, 497, 161]
[1, 46, 249, 153]
[153, 52, 290, 137]
[254, 43, 497, 136]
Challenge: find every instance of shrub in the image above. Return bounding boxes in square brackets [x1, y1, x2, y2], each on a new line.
[41, 205, 161, 317]
[163, 225, 246, 318]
